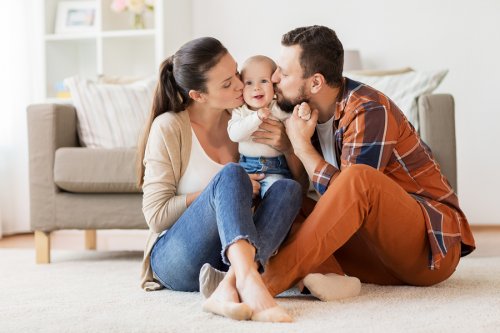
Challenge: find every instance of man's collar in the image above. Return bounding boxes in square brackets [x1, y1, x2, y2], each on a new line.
[334, 77, 348, 121]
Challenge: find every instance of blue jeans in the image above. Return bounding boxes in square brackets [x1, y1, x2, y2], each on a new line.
[150, 163, 302, 291]
[239, 155, 292, 197]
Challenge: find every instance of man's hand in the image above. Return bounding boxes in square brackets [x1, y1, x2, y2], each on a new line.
[257, 107, 271, 121]
[297, 102, 312, 121]
[284, 103, 318, 154]
[284, 104, 324, 182]
[251, 116, 310, 192]
[251, 118, 293, 154]
[248, 173, 265, 198]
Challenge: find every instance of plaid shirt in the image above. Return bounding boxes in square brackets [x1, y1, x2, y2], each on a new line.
[311, 78, 475, 269]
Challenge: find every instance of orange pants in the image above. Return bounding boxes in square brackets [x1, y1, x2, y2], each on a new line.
[262, 164, 461, 296]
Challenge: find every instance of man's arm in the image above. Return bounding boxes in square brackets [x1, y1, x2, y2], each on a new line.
[282, 149, 310, 193]
[282, 107, 336, 194]
[287, 101, 399, 195]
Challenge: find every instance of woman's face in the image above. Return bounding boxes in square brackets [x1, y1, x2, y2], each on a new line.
[203, 53, 244, 110]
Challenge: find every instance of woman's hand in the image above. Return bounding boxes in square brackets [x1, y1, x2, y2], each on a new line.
[248, 173, 265, 198]
[251, 118, 293, 154]
[186, 191, 202, 207]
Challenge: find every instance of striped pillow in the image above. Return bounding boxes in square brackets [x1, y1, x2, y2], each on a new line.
[64, 76, 156, 148]
[345, 70, 448, 131]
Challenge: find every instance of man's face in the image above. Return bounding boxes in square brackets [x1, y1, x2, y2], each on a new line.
[272, 45, 310, 112]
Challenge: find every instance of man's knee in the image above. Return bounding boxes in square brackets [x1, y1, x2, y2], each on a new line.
[342, 164, 379, 179]
[331, 164, 382, 193]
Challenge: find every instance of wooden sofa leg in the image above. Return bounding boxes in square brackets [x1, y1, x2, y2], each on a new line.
[35, 231, 51, 264]
[85, 230, 97, 250]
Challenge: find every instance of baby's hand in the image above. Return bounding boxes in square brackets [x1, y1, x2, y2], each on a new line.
[257, 107, 271, 120]
[298, 102, 311, 120]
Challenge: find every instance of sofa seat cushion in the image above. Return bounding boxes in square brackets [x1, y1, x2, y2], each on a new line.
[54, 148, 141, 193]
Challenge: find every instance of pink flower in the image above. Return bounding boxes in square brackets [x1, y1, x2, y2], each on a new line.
[111, 0, 127, 12]
[110, 0, 154, 14]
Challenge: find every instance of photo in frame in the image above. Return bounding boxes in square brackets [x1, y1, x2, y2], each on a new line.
[55, 1, 97, 34]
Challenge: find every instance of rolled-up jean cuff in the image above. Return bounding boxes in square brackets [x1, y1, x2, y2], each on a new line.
[221, 235, 263, 269]
[254, 247, 280, 274]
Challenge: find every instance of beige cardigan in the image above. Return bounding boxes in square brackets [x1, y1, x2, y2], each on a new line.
[140, 110, 192, 291]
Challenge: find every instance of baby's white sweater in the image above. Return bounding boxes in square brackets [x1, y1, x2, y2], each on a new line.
[228, 101, 291, 157]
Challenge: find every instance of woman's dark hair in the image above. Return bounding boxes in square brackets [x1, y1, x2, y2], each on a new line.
[281, 25, 344, 87]
[137, 37, 228, 187]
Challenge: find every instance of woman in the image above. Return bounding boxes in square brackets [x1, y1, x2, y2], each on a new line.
[137, 37, 303, 323]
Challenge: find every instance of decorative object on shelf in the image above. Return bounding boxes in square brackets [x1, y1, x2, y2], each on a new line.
[111, 0, 155, 29]
[343, 50, 362, 71]
[54, 81, 71, 99]
[55, 1, 97, 34]
[41, 0, 168, 100]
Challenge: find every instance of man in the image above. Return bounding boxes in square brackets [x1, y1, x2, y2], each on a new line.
[259, 25, 475, 299]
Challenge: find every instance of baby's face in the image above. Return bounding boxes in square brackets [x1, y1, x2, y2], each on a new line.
[241, 61, 275, 111]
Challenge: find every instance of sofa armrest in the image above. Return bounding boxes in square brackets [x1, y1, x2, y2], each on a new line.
[27, 104, 79, 230]
[417, 94, 457, 191]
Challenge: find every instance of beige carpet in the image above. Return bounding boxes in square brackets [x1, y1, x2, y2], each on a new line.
[0, 249, 499, 333]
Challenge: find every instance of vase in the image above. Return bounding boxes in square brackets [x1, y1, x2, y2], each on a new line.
[132, 13, 145, 29]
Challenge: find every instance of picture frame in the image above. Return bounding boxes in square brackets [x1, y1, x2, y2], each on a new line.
[55, 1, 97, 34]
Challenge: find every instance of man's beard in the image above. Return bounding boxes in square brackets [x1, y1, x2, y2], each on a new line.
[275, 84, 309, 113]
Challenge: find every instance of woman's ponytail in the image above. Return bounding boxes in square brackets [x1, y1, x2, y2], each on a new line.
[136, 55, 187, 188]
[157, 55, 188, 113]
[137, 37, 228, 187]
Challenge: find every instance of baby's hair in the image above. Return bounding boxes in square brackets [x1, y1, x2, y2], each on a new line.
[240, 55, 277, 79]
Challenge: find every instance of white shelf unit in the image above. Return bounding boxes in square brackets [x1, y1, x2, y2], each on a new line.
[40, 0, 164, 100]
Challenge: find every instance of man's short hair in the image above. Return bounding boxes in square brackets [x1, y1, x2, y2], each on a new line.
[281, 25, 344, 87]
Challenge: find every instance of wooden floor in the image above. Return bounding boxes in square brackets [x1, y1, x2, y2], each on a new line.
[0, 227, 499, 257]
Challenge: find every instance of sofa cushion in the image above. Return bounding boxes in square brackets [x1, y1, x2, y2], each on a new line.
[64, 76, 156, 148]
[345, 69, 448, 131]
[54, 148, 140, 193]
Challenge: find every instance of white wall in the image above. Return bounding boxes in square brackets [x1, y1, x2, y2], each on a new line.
[0, 1, 39, 236]
[163, 0, 192, 56]
[192, 0, 500, 225]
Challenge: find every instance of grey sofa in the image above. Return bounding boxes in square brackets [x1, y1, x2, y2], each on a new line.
[27, 94, 457, 263]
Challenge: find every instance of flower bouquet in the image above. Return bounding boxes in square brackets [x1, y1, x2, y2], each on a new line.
[110, 0, 155, 29]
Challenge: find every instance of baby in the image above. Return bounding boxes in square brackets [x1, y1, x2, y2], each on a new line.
[228, 55, 311, 197]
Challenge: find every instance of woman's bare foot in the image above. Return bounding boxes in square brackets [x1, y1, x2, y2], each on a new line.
[202, 267, 252, 320]
[236, 269, 292, 323]
[207, 267, 239, 303]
